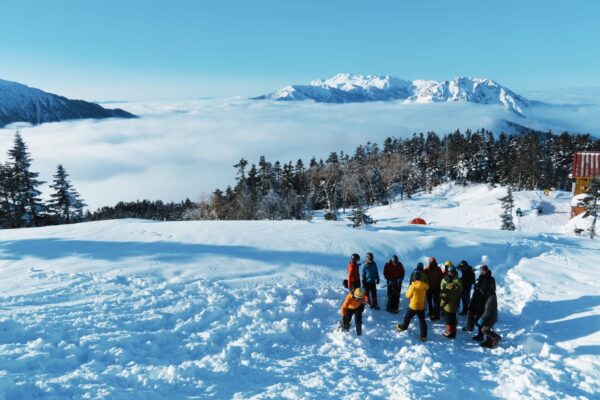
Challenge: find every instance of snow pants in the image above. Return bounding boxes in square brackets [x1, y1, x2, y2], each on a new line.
[445, 311, 457, 326]
[342, 305, 364, 335]
[427, 289, 441, 319]
[461, 284, 472, 313]
[465, 308, 482, 331]
[363, 282, 378, 307]
[387, 280, 402, 311]
[400, 308, 427, 338]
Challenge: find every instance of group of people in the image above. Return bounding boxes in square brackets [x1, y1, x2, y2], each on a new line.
[339, 253, 501, 348]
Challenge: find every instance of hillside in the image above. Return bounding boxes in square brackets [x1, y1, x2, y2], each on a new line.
[0, 78, 136, 127]
[0, 184, 597, 399]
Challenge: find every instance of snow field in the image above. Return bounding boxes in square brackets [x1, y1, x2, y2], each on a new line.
[0, 184, 598, 399]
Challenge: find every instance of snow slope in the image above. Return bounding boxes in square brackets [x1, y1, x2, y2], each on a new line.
[0, 185, 598, 399]
[255, 74, 533, 116]
[0, 78, 136, 128]
[369, 183, 574, 235]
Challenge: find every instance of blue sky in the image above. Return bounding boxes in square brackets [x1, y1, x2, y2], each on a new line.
[1, 0, 599, 100]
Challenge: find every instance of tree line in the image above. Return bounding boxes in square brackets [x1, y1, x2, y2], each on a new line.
[3, 129, 599, 227]
[197, 129, 600, 221]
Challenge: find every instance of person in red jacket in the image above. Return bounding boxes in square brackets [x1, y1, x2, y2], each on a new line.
[384, 255, 405, 313]
[347, 253, 361, 291]
[425, 257, 443, 321]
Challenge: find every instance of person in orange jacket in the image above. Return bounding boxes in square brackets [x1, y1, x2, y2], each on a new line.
[396, 270, 429, 341]
[340, 287, 369, 335]
[347, 253, 361, 291]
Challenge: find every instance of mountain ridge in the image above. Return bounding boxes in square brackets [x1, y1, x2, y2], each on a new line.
[255, 73, 536, 116]
[0, 78, 136, 128]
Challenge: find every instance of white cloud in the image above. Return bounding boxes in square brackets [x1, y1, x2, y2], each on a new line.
[0, 98, 598, 210]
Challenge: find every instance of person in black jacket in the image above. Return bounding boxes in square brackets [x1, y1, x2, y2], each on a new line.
[409, 262, 428, 285]
[463, 264, 495, 332]
[474, 288, 501, 347]
[457, 260, 476, 315]
[472, 266, 501, 347]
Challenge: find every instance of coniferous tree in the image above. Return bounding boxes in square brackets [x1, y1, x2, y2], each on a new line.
[348, 200, 375, 228]
[499, 187, 516, 231]
[48, 164, 86, 223]
[577, 177, 600, 239]
[6, 132, 45, 227]
[0, 163, 15, 227]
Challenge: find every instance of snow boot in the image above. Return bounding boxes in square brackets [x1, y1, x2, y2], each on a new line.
[473, 332, 484, 341]
[480, 338, 496, 348]
[356, 325, 362, 336]
[374, 304, 381, 310]
[419, 336, 427, 342]
[486, 330, 502, 347]
[396, 324, 406, 332]
[443, 324, 456, 339]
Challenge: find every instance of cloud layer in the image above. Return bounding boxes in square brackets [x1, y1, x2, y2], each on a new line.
[0, 98, 598, 209]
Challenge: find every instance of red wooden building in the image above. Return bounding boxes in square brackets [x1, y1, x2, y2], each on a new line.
[571, 151, 600, 217]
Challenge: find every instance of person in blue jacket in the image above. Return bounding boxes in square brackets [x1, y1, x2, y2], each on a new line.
[362, 252, 380, 309]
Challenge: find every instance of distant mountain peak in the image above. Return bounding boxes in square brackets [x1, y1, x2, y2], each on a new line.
[254, 74, 533, 116]
[0, 78, 136, 128]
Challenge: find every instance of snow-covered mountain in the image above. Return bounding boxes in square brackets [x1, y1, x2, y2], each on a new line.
[0, 78, 136, 127]
[255, 73, 535, 116]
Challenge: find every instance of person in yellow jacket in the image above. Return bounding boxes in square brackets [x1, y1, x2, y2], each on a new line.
[396, 270, 429, 341]
[340, 287, 369, 335]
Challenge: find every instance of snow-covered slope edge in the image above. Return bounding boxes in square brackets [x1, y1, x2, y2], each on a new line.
[0, 183, 597, 399]
[0, 78, 136, 127]
[255, 73, 537, 116]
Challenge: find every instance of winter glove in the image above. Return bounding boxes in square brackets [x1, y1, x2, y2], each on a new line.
[477, 318, 484, 327]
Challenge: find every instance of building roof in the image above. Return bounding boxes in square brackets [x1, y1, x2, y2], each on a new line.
[573, 152, 600, 178]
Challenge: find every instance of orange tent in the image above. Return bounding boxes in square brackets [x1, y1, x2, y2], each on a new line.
[409, 217, 427, 225]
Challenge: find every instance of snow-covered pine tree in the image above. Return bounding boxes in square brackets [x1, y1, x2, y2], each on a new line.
[348, 200, 375, 228]
[499, 187, 516, 231]
[6, 132, 46, 227]
[0, 163, 15, 227]
[577, 177, 600, 239]
[48, 164, 86, 223]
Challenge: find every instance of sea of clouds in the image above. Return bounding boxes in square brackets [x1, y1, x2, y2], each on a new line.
[0, 98, 598, 209]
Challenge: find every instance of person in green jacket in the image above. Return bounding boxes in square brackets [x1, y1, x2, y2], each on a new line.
[440, 264, 462, 338]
